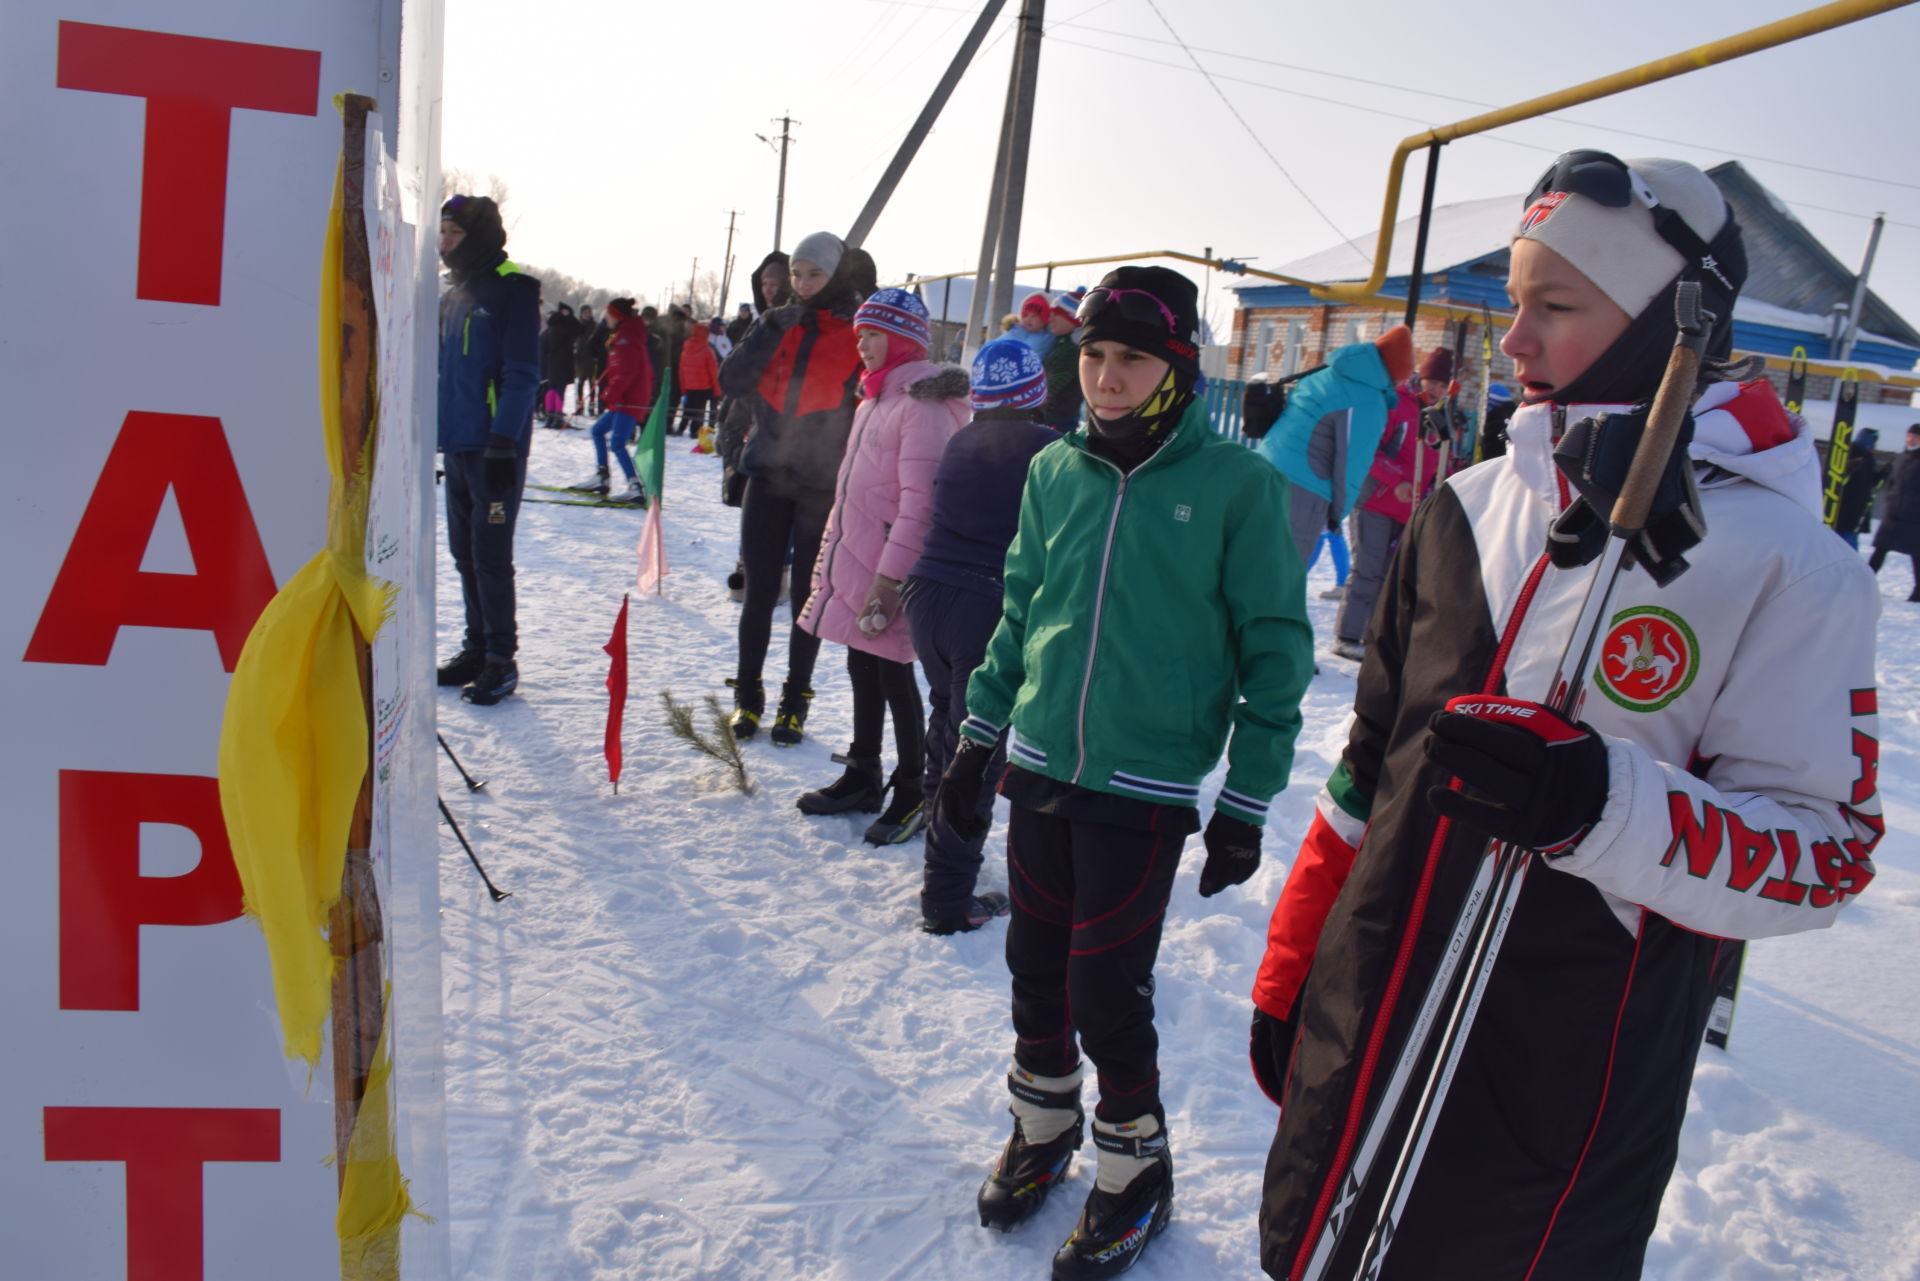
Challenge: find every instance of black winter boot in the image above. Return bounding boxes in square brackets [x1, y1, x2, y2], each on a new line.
[796, 753, 883, 815]
[727, 678, 764, 741]
[437, 648, 487, 687]
[769, 680, 814, 747]
[863, 771, 926, 845]
[461, 656, 519, 706]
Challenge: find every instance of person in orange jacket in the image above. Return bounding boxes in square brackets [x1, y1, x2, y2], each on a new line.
[678, 316, 721, 437]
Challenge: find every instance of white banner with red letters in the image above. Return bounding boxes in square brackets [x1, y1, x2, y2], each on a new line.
[0, 3, 447, 1278]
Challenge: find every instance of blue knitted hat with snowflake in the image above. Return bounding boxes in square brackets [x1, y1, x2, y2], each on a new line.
[970, 336, 1048, 411]
[853, 287, 931, 349]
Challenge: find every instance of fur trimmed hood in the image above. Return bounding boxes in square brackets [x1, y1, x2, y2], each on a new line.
[909, 365, 971, 402]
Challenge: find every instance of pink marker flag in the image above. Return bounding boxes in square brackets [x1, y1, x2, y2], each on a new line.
[603, 593, 629, 791]
[634, 372, 670, 594]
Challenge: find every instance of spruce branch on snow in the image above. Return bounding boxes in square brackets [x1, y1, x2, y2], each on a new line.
[660, 691, 754, 794]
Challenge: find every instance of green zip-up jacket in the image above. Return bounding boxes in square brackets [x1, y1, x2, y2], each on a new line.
[959, 399, 1314, 824]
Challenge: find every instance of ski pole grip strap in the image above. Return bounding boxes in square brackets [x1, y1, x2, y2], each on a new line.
[1611, 281, 1705, 533]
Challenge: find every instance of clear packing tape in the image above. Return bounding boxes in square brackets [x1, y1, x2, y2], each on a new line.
[217, 128, 410, 1277]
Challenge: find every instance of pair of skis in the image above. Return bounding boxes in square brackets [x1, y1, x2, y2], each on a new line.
[1300, 283, 1712, 1281]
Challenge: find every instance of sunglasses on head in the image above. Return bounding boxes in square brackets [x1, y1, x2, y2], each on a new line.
[1076, 287, 1180, 334]
[1524, 150, 1733, 293]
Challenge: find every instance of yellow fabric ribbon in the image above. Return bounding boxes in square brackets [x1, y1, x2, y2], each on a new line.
[217, 129, 409, 1277]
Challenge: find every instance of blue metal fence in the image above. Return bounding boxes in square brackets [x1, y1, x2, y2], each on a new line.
[1203, 377, 1251, 445]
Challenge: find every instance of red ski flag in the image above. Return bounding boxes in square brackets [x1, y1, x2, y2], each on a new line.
[603, 594, 629, 791]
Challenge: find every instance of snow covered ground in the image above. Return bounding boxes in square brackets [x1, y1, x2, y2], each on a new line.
[434, 423, 1920, 1280]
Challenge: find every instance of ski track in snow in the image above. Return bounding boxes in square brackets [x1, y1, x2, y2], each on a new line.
[435, 424, 1920, 1280]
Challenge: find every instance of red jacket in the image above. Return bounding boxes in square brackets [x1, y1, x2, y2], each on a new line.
[1360, 389, 1423, 523]
[679, 329, 720, 393]
[600, 314, 655, 415]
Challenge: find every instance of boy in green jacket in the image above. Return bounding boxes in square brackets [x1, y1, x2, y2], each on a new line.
[939, 265, 1314, 1278]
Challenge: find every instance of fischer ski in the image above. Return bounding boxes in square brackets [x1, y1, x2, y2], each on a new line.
[524, 494, 648, 509]
[1821, 368, 1860, 528]
[1783, 345, 1808, 415]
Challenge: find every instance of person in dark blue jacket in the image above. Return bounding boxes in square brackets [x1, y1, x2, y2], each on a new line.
[435, 194, 541, 705]
[905, 337, 1058, 935]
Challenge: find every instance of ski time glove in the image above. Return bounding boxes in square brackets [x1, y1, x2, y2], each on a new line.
[935, 737, 996, 843]
[482, 434, 520, 495]
[1424, 695, 1608, 856]
[1249, 1006, 1297, 1107]
[1199, 811, 1262, 897]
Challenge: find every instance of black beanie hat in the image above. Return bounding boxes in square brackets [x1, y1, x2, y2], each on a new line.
[1078, 265, 1203, 375]
[441, 194, 506, 260]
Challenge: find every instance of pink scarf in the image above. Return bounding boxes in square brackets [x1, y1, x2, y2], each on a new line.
[859, 331, 927, 401]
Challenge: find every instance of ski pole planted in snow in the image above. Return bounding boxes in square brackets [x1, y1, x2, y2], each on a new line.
[1310, 283, 1712, 1281]
[438, 794, 511, 901]
[438, 732, 486, 791]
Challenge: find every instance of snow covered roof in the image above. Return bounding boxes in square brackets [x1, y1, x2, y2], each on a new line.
[1794, 394, 1920, 444]
[1732, 295, 1904, 350]
[1269, 194, 1518, 283]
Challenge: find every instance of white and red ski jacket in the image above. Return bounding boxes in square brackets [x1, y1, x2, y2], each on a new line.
[1254, 377, 1880, 1281]
[1475, 377, 1880, 936]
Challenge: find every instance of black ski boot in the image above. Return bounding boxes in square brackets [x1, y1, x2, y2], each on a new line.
[727, 678, 764, 741]
[437, 648, 487, 687]
[768, 680, 814, 747]
[863, 771, 926, 845]
[461, 656, 519, 706]
[1050, 1116, 1173, 1280]
[921, 891, 1011, 936]
[979, 1067, 1085, 1232]
[796, 753, 883, 815]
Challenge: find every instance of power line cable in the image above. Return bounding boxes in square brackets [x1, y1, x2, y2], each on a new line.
[1051, 34, 1914, 252]
[1051, 17, 1920, 196]
[1138, 0, 1369, 264]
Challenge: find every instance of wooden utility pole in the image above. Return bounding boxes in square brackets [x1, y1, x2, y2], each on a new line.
[759, 113, 798, 252]
[719, 209, 741, 311]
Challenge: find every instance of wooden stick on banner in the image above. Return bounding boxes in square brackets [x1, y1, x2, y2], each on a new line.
[326, 91, 386, 1186]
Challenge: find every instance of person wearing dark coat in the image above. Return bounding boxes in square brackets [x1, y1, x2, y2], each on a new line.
[1831, 428, 1881, 549]
[718, 253, 791, 511]
[573, 305, 606, 416]
[718, 234, 873, 746]
[1869, 424, 1920, 599]
[539, 303, 582, 427]
[906, 337, 1058, 935]
[434, 194, 540, 706]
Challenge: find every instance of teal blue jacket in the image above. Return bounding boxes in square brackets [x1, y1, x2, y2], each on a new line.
[960, 399, 1314, 824]
[1253, 340, 1398, 514]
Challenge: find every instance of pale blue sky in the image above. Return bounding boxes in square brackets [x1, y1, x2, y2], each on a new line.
[441, 0, 1919, 350]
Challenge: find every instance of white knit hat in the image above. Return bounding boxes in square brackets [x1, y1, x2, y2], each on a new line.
[1513, 157, 1730, 320]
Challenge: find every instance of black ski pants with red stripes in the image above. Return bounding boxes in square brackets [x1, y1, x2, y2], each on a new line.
[1004, 776, 1197, 1124]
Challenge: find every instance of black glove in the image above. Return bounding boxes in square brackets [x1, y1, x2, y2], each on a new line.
[1424, 695, 1608, 855]
[1249, 1006, 1297, 1107]
[1199, 811, 1262, 897]
[935, 737, 996, 844]
[1548, 407, 1704, 586]
[483, 434, 520, 494]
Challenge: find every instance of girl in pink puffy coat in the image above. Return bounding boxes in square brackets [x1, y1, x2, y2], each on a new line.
[795, 288, 970, 844]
